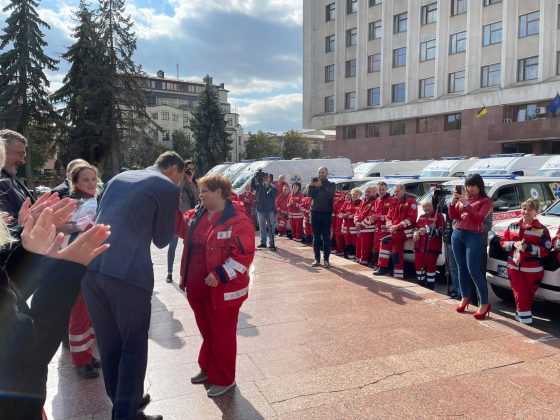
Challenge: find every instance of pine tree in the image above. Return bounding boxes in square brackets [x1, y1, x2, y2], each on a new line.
[97, 0, 149, 178]
[190, 75, 231, 174]
[171, 130, 192, 160]
[52, 0, 107, 166]
[0, 0, 59, 188]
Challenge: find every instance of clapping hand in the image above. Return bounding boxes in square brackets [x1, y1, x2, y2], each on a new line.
[1, 211, 13, 225]
[18, 193, 78, 228]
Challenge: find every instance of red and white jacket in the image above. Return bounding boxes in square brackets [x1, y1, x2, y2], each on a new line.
[448, 194, 493, 233]
[275, 193, 290, 218]
[386, 195, 417, 238]
[354, 197, 377, 234]
[175, 200, 255, 309]
[500, 218, 551, 274]
[333, 194, 346, 234]
[413, 211, 445, 253]
[287, 192, 305, 219]
[341, 199, 362, 235]
[372, 193, 395, 234]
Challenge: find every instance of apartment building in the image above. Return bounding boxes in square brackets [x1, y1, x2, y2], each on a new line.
[139, 71, 245, 162]
[303, 0, 560, 161]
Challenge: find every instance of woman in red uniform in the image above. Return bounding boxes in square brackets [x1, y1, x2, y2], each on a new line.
[302, 190, 313, 245]
[275, 184, 291, 236]
[288, 182, 304, 241]
[372, 182, 393, 271]
[341, 188, 362, 260]
[501, 198, 551, 325]
[176, 174, 255, 397]
[333, 192, 347, 256]
[239, 184, 257, 225]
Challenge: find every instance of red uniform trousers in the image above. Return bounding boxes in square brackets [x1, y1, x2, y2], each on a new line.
[372, 231, 390, 266]
[378, 231, 407, 279]
[343, 227, 358, 259]
[68, 293, 95, 367]
[414, 250, 439, 286]
[507, 269, 542, 322]
[289, 216, 304, 240]
[188, 297, 242, 386]
[277, 215, 288, 234]
[303, 215, 312, 244]
[357, 230, 374, 265]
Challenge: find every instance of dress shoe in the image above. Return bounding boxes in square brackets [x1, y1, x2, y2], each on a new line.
[136, 412, 162, 420]
[373, 267, 389, 276]
[455, 297, 472, 313]
[190, 370, 208, 384]
[165, 274, 173, 283]
[207, 382, 236, 397]
[257, 243, 267, 248]
[323, 260, 331, 268]
[269, 245, 277, 251]
[473, 304, 492, 320]
[91, 357, 101, 369]
[139, 393, 151, 410]
[311, 260, 320, 267]
[76, 364, 99, 379]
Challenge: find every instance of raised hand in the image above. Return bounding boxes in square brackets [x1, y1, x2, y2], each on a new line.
[50, 224, 111, 266]
[20, 208, 57, 255]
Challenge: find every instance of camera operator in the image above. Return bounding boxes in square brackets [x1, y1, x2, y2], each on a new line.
[251, 170, 278, 250]
[308, 166, 336, 268]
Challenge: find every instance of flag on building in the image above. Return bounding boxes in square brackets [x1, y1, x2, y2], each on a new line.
[547, 93, 560, 113]
[476, 105, 488, 118]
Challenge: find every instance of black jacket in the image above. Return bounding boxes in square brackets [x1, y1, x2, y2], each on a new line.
[0, 246, 86, 419]
[251, 178, 278, 212]
[0, 170, 36, 223]
[308, 179, 336, 213]
[50, 179, 71, 199]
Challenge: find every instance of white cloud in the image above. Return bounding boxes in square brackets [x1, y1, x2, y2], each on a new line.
[232, 93, 302, 133]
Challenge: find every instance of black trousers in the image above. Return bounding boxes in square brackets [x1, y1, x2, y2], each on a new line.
[82, 271, 152, 420]
[311, 211, 332, 262]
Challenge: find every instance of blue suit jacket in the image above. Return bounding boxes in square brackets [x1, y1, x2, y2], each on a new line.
[88, 167, 179, 292]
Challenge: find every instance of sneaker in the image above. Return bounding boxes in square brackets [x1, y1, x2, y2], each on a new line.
[91, 357, 101, 369]
[76, 364, 99, 379]
[269, 246, 277, 251]
[311, 260, 321, 267]
[207, 382, 236, 397]
[323, 260, 331, 268]
[165, 274, 173, 283]
[190, 370, 208, 384]
[257, 243, 267, 248]
[373, 267, 389, 276]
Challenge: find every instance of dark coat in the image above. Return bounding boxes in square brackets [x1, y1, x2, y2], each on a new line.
[50, 179, 71, 199]
[251, 178, 278, 212]
[308, 178, 336, 213]
[0, 170, 36, 222]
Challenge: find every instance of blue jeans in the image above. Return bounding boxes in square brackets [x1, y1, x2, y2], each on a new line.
[257, 211, 276, 246]
[446, 241, 460, 294]
[451, 228, 489, 304]
[167, 235, 179, 274]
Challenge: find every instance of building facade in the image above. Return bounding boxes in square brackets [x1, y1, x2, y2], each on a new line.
[303, 0, 560, 162]
[139, 71, 245, 162]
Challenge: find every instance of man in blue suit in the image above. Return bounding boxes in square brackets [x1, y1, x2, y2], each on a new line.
[82, 152, 184, 420]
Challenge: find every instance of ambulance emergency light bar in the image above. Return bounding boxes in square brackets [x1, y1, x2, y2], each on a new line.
[384, 175, 420, 179]
[460, 174, 518, 179]
[478, 153, 525, 158]
[440, 156, 467, 160]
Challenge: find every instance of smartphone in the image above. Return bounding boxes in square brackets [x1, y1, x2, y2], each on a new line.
[455, 185, 463, 195]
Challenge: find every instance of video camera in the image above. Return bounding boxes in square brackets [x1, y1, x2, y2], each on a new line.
[254, 168, 270, 184]
[430, 183, 450, 211]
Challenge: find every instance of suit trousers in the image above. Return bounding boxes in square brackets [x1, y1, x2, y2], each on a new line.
[311, 211, 332, 262]
[82, 271, 152, 420]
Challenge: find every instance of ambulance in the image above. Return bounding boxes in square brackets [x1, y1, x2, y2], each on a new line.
[205, 162, 233, 176]
[535, 155, 560, 177]
[231, 157, 353, 194]
[465, 154, 551, 177]
[420, 157, 478, 178]
[353, 160, 434, 178]
[221, 161, 254, 180]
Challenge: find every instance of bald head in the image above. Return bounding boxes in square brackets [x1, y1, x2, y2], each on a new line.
[318, 166, 329, 180]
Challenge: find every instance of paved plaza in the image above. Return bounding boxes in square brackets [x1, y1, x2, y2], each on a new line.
[45, 237, 560, 419]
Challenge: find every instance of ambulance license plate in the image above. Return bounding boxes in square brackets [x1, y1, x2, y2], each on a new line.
[497, 265, 508, 279]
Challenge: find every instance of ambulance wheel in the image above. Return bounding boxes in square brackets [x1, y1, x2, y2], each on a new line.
[490, 284, 515, 303]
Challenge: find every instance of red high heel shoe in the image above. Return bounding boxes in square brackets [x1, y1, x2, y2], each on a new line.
[473, 304, 492, 320]
[455, 297, 471, 313]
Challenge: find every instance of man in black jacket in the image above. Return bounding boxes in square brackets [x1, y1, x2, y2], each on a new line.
[308, 166, 336, 268]
[251, 172, 278, 250]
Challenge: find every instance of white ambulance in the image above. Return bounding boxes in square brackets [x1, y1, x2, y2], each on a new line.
[221, 161, 254, 181]
[353, 160, 434, 178]
[535, 155, 560, 177]
[205, 163, 233, 176]
[465, 154, 551, 177]
[420, 158, 479, 178]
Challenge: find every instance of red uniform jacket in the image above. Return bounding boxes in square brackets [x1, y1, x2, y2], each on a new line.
[553, 227, 560, 262]
[287, 192, 305, 218]
[354, 197, 376, 233]
[373, 193, 395, 233]
[175, 200, 256, 309]
[341, 199, 362, 234]
[275, 193, 290, 218]
[333, 194, 346, 233]
[302, 196, 312, 219]
[413, 211, 445, 252]
[239, 190, 256, 218]
[448, 194, 493, 233]
[387, 195, 417, 238]
[500, 218, 551, 274]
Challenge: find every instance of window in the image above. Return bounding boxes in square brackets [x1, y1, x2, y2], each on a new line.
[368, 53, 381, 72]
[519, 11, 539, 38]
[493, 186, 520, 210]
[451, 0, 467, 16]
[390, 120, 405, 136]
[326, 3, 335, 21]
[325, 64, 335, 82]
[419, 77, 435, 98]
[367, 87, 380, 106]
[366, 123, 380, 137]
[346, 28, 358, 46]
[324, 95, 335, 113]
[417, 117, 433, 133]
[325, 35, 335, 52]
[445, 113, 462, 131]
[393, 47, 407, 68]
[481, 63, 501, 87]
[393, 12, 407, 34]
[448, 70, 465, 93]
[421, 3, 438, 25]
[482, 22, 502, 46]
[520, 183, 554, 210]
[343, 125, 357, 139]
[518, 56, 538, 81]
[392, 83, 406, 102]
[183, 114, 189, 128]
[347, 0, 357, 14]
[420, 39, 436, 62]
[484, 0, 502, 5]
[369, 20, 382, 40]
[162, 112, 169, 120]
[151, 112, 158, 120]
[369, 0, 382, 5]
[515, 103, 540, 122]
[173, 114, 179, 121]
[345, 91, 357, 109]
[449, 31, 467, 54]
[345, 59, 357, 77]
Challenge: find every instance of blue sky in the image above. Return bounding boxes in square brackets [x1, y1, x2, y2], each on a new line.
[0, 0, 303, 134]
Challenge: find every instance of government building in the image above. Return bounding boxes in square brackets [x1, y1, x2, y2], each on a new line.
[303, 0, 560, 161]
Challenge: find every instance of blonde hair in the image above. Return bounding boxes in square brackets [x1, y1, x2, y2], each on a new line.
[0, 140, 14, 247]
[421, 199, 433, 209]
[521, 198, 540, 212]
[351, 187, 362, 196]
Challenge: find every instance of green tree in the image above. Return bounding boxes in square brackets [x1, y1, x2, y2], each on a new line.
[171, 130, 192, 160]
[52, 0, 107, 167]
[0, 0, 59, 188]
[190, 75, 231, 174]
[280, 130, 309, 160]
[243, 131, 281, 160]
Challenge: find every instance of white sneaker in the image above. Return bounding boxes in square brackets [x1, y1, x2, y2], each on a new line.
[311, 260, 320, 267]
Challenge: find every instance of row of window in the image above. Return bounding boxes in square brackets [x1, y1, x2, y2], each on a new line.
[330, 11, 537, 53]
[152, 112, 189, 123]
[341, 112, 463, 140]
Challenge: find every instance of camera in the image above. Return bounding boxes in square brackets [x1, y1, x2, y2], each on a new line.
[312, 177, 319, 183]
[185, 168, 192, 176]
[431, 183, 450, 211]
[254, 168, 269, 183]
